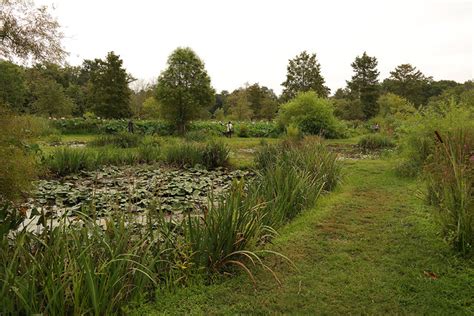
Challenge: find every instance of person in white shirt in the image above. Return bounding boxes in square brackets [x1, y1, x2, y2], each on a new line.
[226, 121, 233, 138]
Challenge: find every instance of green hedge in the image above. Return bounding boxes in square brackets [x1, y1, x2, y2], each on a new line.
[51, 119, 282, 138]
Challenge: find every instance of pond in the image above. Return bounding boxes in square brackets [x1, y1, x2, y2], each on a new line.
[20, 165, 253, 232]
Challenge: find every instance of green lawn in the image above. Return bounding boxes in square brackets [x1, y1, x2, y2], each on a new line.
[133, 158, 474, 315]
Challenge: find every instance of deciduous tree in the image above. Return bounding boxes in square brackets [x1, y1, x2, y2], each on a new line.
[281, 51, 330, 101]
[0, 0, 66, 63]
[155, 47, 215, 133]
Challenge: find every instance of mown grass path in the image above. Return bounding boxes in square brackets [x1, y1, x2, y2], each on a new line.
[137, 159, 473, 315]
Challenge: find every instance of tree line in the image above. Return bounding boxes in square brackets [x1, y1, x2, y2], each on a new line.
[1, 0, 473, 134]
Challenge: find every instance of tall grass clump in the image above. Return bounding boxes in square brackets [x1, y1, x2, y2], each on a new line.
[202, 139, 230, 169]
[44, 147, 97, 175]
[0, 210, 187, 315]
[358, 134, 395, 150]
[164, 143, 203, 167]
[424, 128, 474, 254]
[165, 141, 230, 169]
[89, 132, 142, 148]
[253, 137, 341, 226]
[186, 180, 265, 276]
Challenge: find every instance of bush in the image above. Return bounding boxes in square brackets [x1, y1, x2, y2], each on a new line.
[424, 128, 473, 254]
[286, 123, 303, 141]
[278, 91, 346, 139]
[358, 134, 395, 150]
[397, 100, 473, 176]
[0, 109, 46, 201]
[237, 124, 249, 137]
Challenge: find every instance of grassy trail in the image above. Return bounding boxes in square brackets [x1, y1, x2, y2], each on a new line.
[138, 159, 473, 315]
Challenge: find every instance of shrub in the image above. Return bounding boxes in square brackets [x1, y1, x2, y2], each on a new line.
[358, 134, 395, 150]
[286, 123, 303, 141]
[278, 91, 346, 139]
[202, 140, 230, 169]
[237, 124, 249, 137]
[0, 109, 45, 201]
[424, 128, 473, 254]
[397, 100, 473, 176]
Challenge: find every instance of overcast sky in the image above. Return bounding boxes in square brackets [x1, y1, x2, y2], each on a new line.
[37, 0, 473, 95]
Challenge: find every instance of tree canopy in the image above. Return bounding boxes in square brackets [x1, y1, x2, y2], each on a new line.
[281, 51, 330, 101]
[382, 64, 432, 107]
[85, 52, 133, 119]
[0, 0, 66, 63]
[155, 47, 215, 133]
[347, 52, 380, 119]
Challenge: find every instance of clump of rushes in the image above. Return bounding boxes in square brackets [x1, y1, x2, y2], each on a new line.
[89, 132, 143, 148]
[425, 128, 473, 254]
[358, 134, 395, 150]
[0, 209, 186, 315]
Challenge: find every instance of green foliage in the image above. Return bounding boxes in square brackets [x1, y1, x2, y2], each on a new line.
[285, 123, 303, 141]
[397, 100, 473, 176]
[227, 90, 253, 121]
[52, 119, 281, 138]
[164, 143, 204, 168]
[184, 130, 220, 142]
[0, 211, 184, 315]
[382, 64, 432, 107]
[86, 52, 133, 118]
[164, 141, 229, 169]
[0, 60, 27, 112]
[141, 96, 161, 119]
[32, 78, 74, 117]
[424, 128, 473, 254]
[186, 180, 265, 276]
[155, 47, 215, 133]
[377, 93, 416, 118]
[347, 52, 380, 119]
[278, 91, 345, 138]
[202, 140, 230, 169]
[89, 132, 142, 148]
[44, 146, 163, 176]
[238, 124, 249, 137]
[281, 51, 330, 101]
[214, 107, 225, 121]
[332, 98, 365, 121]
[358, 134, 395, 150]
[254, 137, 341, 227]
[0, 109, 55, 201]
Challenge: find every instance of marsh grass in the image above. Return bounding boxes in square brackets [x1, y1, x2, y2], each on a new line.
[0, 209, 187, 315]
[358, 134, 395, 150]
[425, 128, 474, 254]
[89, 132, 143, 148]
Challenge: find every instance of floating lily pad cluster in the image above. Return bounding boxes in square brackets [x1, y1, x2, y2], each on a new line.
[23, 165, 254, 222]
